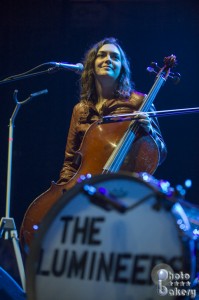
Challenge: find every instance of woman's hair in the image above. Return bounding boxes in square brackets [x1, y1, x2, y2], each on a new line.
[80, 37, 134, 103]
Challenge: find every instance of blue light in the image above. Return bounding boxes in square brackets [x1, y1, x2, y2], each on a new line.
[83, 184, 96, 195]
[142, 172, 151, 182]
[185, 179, 192, 188]
[193, 229, 199, 236]
[98, 187, 107, 195]
[86, 173, 92, 179]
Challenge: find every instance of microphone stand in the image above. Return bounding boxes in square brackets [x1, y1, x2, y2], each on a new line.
[0, 88, 48, 292]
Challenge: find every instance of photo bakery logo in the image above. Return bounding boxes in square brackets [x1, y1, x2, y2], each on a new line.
[151, 263, 197, 298]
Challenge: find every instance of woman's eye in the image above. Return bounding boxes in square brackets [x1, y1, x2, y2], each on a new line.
[112, 55, 120, 60]
[97, 53, 105, 57]
[97, 53, 120, 60]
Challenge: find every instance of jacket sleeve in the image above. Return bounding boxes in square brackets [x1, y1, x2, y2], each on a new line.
[57, 104, 82, 183]
[149, 104, 167, 165]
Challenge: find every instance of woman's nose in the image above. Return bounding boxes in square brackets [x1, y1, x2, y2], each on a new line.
[105, 54, 111, 62]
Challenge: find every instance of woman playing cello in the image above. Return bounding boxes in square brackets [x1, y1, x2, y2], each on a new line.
[57, 37, 167, 184]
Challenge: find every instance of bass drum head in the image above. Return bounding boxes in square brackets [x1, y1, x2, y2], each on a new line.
[26, 173, 194, 300]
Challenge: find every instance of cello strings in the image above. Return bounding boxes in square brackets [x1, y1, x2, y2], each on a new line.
[103, 76, 164, 173]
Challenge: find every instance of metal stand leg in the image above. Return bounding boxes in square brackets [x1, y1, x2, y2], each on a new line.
[0, 217, 26, 291]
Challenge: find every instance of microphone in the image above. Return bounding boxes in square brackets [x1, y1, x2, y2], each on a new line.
[49, 62, 84, 74]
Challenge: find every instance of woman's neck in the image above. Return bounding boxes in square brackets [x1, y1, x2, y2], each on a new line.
[95, 78, 116, 103]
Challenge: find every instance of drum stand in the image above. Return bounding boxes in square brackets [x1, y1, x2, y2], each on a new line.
[0, 89, 48, 293]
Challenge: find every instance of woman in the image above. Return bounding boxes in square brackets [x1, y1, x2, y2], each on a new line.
[58, 37, 167, 183]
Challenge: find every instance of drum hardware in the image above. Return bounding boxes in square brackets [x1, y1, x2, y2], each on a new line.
[83, 184, 129, 213]
[0, 89, 48, 292]
[83, 183, 167, 213]
[136, 172, 174, 197]
[83, 176, 195, 240]
[83, 172, 176, 213]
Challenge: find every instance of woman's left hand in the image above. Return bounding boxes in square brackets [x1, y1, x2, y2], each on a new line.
[135, 112, 152, 134]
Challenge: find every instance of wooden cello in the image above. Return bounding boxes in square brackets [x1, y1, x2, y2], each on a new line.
[20, 55, 177, 251]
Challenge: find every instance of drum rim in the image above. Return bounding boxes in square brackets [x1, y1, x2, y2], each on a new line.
[25, 172, 170, 299]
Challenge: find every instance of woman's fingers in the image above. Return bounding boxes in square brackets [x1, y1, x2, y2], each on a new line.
[134, 112, 152, 133]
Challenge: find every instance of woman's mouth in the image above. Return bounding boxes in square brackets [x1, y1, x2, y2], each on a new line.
[102, 66, 113, 70]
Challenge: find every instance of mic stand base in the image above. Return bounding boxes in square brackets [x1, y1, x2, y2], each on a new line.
[0, 217, 26, 292]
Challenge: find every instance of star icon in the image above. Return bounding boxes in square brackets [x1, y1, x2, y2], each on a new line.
[168, 281, 174, 286]
[174, 281, 179, 287]
[179, 281, 185, 286]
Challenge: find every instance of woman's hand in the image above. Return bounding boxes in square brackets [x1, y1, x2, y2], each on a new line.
[135, 112, 153, 134]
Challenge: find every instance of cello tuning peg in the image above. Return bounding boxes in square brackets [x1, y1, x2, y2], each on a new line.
[172, 72, 181, 84]
[146, 66, 156, 73]
[151, 62, 158, 68]
[146, 62, 159, 74]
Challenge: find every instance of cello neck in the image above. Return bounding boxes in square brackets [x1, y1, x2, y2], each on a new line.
[139, 74, 165, 113]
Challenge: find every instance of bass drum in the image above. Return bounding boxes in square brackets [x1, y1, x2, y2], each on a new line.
[26, 173, 195, 300]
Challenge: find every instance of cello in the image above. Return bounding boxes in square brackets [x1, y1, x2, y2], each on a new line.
[20, 55, 177, 251]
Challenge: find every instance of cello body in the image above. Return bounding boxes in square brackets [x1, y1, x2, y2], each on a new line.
[20, 119, 159, 250]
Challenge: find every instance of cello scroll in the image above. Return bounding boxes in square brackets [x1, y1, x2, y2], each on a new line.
[147, 54, 180, 84]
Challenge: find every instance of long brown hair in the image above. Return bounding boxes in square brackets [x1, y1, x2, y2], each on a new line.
[80, 37, 134, 103]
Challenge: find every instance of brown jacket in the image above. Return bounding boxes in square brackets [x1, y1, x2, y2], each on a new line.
[58, 91, 167, 183]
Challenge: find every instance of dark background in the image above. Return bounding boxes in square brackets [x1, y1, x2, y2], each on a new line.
[0, 0, 199, 291]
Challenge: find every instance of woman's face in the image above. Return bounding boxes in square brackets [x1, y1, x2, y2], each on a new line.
[94, 43, 122, 82]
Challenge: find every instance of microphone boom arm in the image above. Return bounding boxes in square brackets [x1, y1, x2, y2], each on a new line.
[0, 61, 83, 85]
